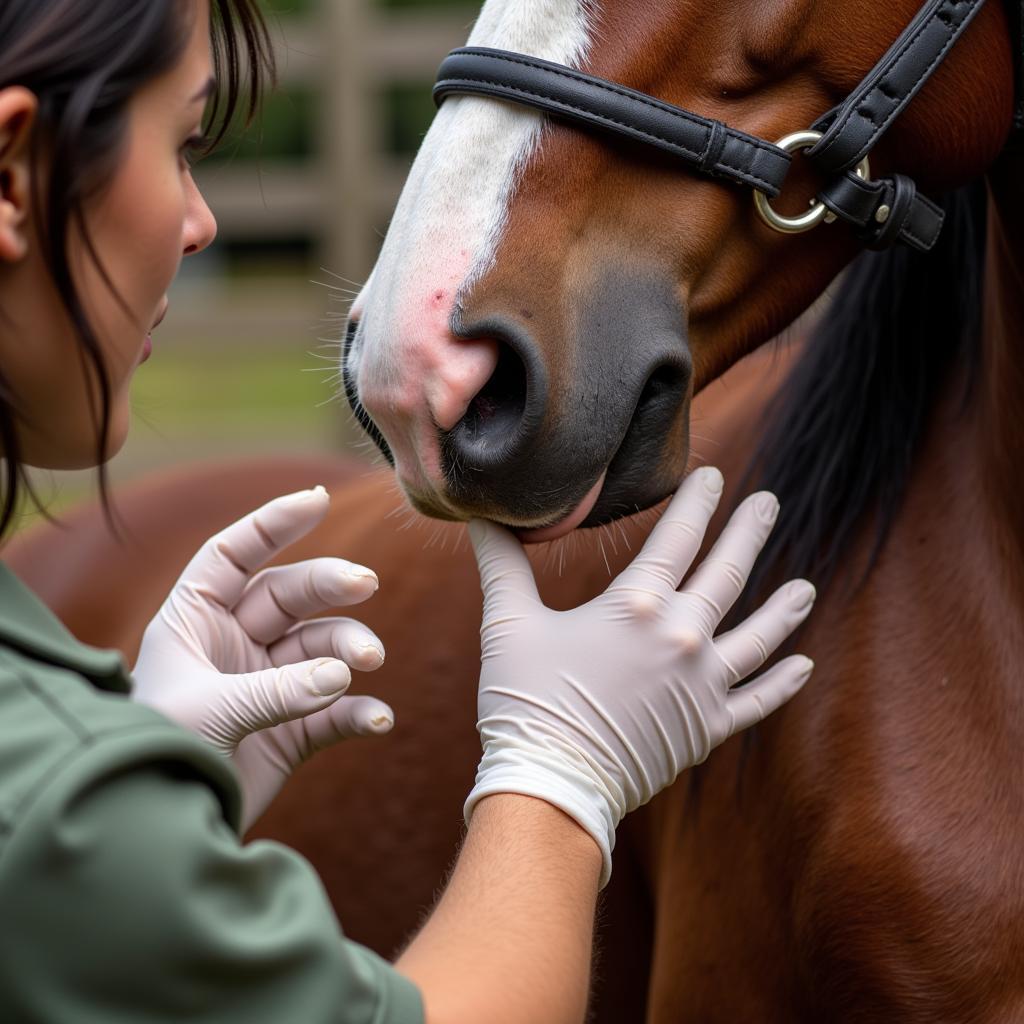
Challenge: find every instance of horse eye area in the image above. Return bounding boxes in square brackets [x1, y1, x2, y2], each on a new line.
[459, 341, 527, 443]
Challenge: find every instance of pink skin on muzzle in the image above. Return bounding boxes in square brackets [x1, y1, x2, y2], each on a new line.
[357, 280, 498, 495]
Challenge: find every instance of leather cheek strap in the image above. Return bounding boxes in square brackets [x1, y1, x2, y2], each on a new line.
[808, 0, 989, 173]
[818, 172, 945, 252]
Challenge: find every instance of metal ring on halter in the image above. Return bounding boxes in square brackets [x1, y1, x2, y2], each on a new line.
[754, 130, 871, 234]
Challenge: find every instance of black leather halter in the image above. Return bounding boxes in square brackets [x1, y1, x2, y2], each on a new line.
[434, 0, 1022, 252]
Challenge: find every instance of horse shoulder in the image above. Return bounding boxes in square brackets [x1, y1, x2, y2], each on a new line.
[784, 433, 1024, 1020]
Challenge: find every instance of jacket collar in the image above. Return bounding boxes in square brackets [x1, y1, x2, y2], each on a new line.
[0, 563, 131, 693]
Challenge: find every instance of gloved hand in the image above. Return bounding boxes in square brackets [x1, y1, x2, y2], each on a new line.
[465, 466, 816, 886]
[132, 487, 393, 830]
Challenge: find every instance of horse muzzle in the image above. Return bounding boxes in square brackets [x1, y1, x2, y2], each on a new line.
[346, 271, 694, 538]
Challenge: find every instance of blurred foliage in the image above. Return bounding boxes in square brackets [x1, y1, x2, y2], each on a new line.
[260, 0, 318, 15]
[205, 76, 436, 166]
[382, 82, 438, 156]
[216, 0, 465, 164]
[206, 87, 317, 162]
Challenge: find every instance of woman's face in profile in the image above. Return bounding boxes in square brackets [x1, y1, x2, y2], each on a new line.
[0, 0, 217, 470]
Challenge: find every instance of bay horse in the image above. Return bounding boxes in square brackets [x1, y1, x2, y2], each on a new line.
[7, 0, 1024, 1019]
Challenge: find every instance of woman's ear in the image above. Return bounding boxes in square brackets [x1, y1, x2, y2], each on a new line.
[0, 87, 37, 264]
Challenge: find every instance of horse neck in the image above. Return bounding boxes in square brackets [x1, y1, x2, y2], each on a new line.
[974, 153, 1024, 551]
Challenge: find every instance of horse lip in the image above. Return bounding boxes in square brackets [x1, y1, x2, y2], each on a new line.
[514, 471, 607, 543]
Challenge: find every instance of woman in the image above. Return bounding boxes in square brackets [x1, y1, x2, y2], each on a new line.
[0, 1, 817, 1021]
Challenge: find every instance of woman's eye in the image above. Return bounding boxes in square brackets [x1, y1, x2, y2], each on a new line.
[180, 135, 208, 169]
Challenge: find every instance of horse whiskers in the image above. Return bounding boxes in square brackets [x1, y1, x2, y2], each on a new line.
[346, 434, 392, 470]
[535, 537, 560, 578]
[311, 280, 361, 293]
[422, 523, 446, 549]
[603, 521, 620, 556]
[310, 376, 343, 398]
[595, 531, 610, 576]
[304, 370, 341, 390]
[421, 520, 468, 554]
[686, 428, 718, 446]
[313, 390, 342, 410]
[392, 507, 420, 532]
[302, 352, 343, 366]
[612, 520, 632, 555]
[316, 267, 367, 290]
[310, 281, 360, 300]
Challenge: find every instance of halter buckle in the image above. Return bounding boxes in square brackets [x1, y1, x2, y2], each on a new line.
[754, 130, 870, 234]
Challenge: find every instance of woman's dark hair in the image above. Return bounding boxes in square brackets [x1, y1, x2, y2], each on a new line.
[0, 0, 275, 541]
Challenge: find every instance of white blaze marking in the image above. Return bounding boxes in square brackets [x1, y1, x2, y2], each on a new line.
[349, 0, 595, 408]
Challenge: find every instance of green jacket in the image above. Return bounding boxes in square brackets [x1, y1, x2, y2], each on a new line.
[0, 563, 423, 1023]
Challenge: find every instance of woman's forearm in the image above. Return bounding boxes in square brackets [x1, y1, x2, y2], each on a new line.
[396, 794, 602, 1024]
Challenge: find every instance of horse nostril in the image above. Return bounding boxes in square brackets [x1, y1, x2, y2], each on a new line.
[442, 317, 546, 488]
[636, 361, 688, 420]
[459, 342, 528, 445]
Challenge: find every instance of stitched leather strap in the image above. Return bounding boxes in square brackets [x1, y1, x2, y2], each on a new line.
[808, 0, 989, 173]
[818, 172, 945, 251]
[433, 48, 792, 197]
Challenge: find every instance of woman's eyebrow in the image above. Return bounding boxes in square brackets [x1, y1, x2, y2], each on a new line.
[190, 77, 216, 103]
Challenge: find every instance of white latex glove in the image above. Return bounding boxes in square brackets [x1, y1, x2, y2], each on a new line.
[132, 487, 393, 830]
[465, 467, 816, 886]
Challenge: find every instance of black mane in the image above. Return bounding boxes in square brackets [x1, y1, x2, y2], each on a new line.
[738, 181, 988, 608]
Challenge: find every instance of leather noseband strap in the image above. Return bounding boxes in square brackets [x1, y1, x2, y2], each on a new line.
[435, 49, 792, 197]
[435, 0, 997, 252]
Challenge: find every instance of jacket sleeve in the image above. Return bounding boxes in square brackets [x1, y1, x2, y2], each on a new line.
[0, 730, 424, 1024]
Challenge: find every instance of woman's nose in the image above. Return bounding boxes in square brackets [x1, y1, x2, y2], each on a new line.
[182, 175, 217, 256]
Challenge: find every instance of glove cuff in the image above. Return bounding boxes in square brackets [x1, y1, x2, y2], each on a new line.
[465, 744, 618, 888]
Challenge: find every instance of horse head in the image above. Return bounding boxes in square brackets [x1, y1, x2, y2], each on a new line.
[345, 0, 1016, 541]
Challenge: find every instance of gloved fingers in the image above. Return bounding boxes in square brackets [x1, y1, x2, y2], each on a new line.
[610, 467, 723, 594]
[713, 579, 816, 684]
[269, 617, 385, 673]
[177, 488, 331, 609]
[724, 654, 814, 737]
[468, 519, 542, 616]
[221, 657, 353, 745]
[300, 695, 395, 754]
[677, 491, 780, 633]
[233, 558, 379, 644]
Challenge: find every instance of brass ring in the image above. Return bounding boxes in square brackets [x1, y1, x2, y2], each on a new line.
[753, 130, 871, 234]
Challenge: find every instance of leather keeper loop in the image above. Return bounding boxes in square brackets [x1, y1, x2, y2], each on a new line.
[866, 174, 917, 249]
